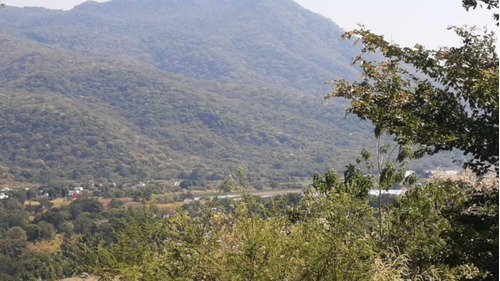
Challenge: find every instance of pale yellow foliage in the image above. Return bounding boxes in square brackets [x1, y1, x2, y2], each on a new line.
[370, 253, 410, 281]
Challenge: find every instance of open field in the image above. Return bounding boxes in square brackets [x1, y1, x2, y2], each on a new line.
[28, 234, 64, 253]
[192, 188, 304, 198]
[24, 200, 40, 206]
[49, 196, 186, 211]
[51, 198, 72, 208]
[155, 201, 187, 213]
[43, 188, 305, 214]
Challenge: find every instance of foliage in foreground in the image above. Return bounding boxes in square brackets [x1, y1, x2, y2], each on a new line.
[66, 171, 498, 281]
[329, 23, 498, 175]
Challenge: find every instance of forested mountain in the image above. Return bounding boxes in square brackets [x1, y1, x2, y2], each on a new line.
[0, 0, 360, 92]
[0, 0, 457, 184]
[0, 1, 495, 280]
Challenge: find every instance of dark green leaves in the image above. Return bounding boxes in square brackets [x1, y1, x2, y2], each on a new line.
[462, 0, 499, 23]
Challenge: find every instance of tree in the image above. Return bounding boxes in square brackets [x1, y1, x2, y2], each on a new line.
[328, 12, 498, 175]
[386, 171, 499, 280]
[37, 209, 65, 230]
[108, 198, 125, 209]
[73, 216, 95, 235]
[38, 221, 55, 240]
[1, 227, 28, 257]
[462, 0, 499, 22]
[69, 198, 103, 219]
[25, 224, 41, 242]
[60, 221, 75, 236]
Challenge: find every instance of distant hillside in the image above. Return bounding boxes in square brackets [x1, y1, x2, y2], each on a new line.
[0, 33, 378, 184]
[0, 0, 360, 92]
[0, 1, 459, 185]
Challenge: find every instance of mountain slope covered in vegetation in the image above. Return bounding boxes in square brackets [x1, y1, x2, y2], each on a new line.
[0, 0, 360, 92]
[0, 33, 377, 184]
[0, 0, 458, 184]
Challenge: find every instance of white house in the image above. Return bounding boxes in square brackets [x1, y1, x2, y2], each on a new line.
[369, 189, 405, 197]
[69, 187, 85, 198]
[425, 169, 459, 176]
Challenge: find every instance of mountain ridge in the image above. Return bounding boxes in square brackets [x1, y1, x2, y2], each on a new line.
[1, 0, 360, 92]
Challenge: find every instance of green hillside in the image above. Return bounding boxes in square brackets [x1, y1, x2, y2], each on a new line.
[0, 33, 379, 184]
[0, 0, 460, 185]
[0, 0, 360, 92]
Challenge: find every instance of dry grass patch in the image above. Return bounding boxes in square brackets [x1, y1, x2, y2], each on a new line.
[51, 198, 73, 208]
[28, 234, 64, 253]
[155, 201, 186, 213]
[98, 198, 112, 207]
[24, 200, 40, 206]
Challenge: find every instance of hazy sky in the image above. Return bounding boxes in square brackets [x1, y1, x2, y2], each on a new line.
[4, 0, 497, 49]
[294, 0, 497, 49]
